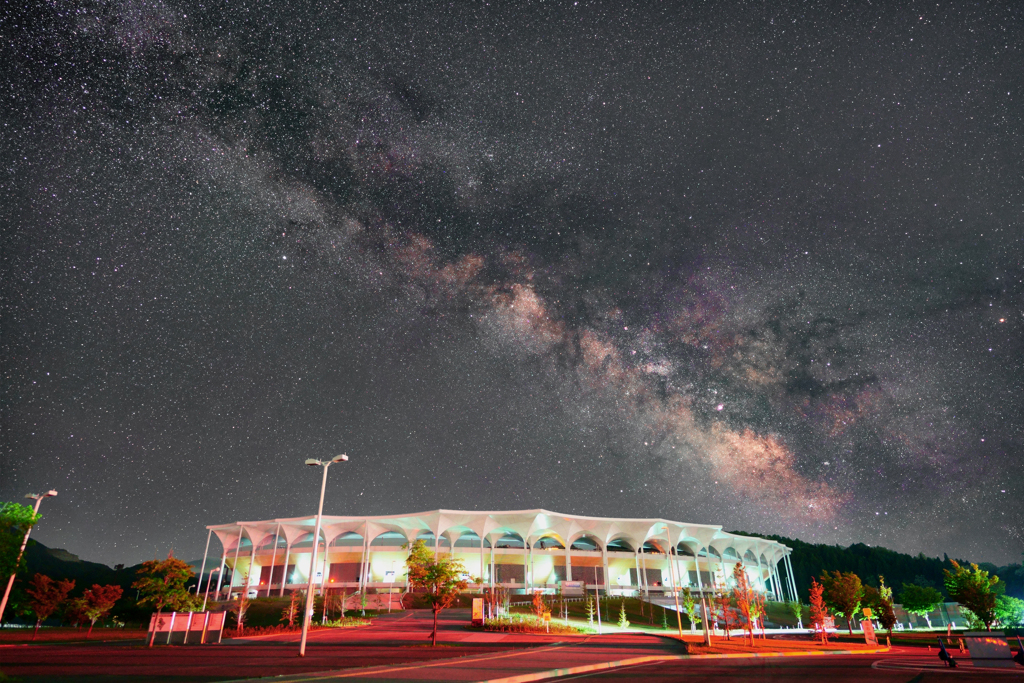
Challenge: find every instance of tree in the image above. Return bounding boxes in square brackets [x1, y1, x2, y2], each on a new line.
[809, 578, 829, 644]
[230, 575, 251, 634]
[617, 600, 630, 629]
[282, 590, 303, 627]
[715, 591, 733, 638]
[532, 591, 545, 618]
[899, 583, 943, 629]
[943, 561, 1000, 631]
[877, 577, 897, 636]
[25, 574, 74, 639]
[133, 553, 198, 647]
[819, 571, 864, 634]
[64, 596, 90, 629]
[0, 502, 41, 579]
[994, 595, 1024, 628]
[682, 587, 700, 632]
[732, 563, 757, 646]
[81, 584, 123, 638]
[404, 539, 468, 646]
[788, 600, 803, 628]
[585, 594, 595, 626]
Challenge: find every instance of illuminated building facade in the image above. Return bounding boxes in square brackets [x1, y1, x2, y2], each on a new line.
[201, 509, 798, 601]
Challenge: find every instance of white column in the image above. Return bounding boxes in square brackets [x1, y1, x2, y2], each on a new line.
[523, 541, 528, 592]
[267, 524, 281, 597]
[640, 546, 649, 597]
[214, 549, 228, 597]
[754, 554, 765, 593]
[785, 554, 798, 602]
[229, 528, 244, 597]
[320, 540, 329, 595]
[490, 540, 495, 588]
[479, 535, 485, 586]
[565, 543, 573, 582]
[196, 530, 212, 596]
[633, 552, 639, 594]
[695, 549, 705, 594]
[773, 561, 785, 601]
[602, 548, 610, 594]
[358, 530, 369, 593]
[246, 541, 258, 593]
[280, 543, 292, 597]
[529, 541, 534, 591]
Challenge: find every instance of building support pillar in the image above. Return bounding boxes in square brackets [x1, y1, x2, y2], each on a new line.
[267, 524, 281, 597]
[246, 541, 258, 594]
[358, 529, 369, 594]
[785, 554, 798, 602]
[196, 530, 212, 596]
[280, 543, 292, 597]
[229, 528, 244, 598]
[214, 548, 228, 599]
[602, 548, 610, 595]
[565, 543, 572, 582]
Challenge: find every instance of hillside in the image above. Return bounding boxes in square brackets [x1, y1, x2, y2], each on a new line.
[732, 531, 1024, 602]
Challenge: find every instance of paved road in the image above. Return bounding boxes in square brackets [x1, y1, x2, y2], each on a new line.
[551, 651, 1024, 682]
[3, 610, 1022, 682]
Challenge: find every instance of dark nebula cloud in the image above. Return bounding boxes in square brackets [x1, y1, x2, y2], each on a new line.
[2, 1, 1022, 565]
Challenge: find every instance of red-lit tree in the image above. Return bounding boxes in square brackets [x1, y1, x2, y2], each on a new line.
[819, 570, 864, 634]
[405, 539, 469, 646]
[732, 563, 756, 646]
[133, 552, 198, 647]
[809, 578, 829, 644]
[25, 574, 75, 639]
[715, 590, 733, 639]
[82, 584, 124, 638]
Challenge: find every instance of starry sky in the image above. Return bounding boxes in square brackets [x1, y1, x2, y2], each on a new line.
[2, 1, 1022, 568]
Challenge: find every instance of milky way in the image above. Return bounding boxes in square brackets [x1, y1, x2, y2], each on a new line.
[2, 1, 1021, 566]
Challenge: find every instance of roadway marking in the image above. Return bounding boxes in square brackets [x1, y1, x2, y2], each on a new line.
[872, 657, 1024, 675]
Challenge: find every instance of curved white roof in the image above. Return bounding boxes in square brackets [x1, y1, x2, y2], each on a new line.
[208, 508, 790, 561]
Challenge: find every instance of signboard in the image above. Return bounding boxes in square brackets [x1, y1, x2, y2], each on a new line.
[823, 616, 835, 631]
[561, 581, 584, 596]
[147, 611, 224, 645]
[384, 570, 396, 582]
[471, 598, 484, 626]
[963, 632, 1015, 669]
[861, 620, 877, 646]
[862, 607, 873, 618]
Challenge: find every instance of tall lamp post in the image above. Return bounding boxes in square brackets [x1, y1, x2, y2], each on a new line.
[0, 490, 57, 624]
[202, 567, 221, 612]
[298, 454, 348, 657]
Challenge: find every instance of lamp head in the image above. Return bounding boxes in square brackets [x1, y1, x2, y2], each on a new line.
[45, 490, 57, 497]
[305, 458, 321, 467]
[331, 454, 348, 463]
[24, 494, 38, 500]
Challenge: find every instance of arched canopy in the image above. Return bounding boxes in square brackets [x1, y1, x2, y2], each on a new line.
[207, 509, 792, 569]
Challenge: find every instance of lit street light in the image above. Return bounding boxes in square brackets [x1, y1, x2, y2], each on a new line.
[0, 490, 58, 624]
[202, 567, 221, 612]
[298, 453, 348, 657]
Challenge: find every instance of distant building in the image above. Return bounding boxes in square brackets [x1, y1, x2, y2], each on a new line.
[201, 509, 797, 600]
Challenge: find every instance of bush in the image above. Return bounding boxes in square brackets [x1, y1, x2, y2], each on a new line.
[484, 613, 592, 635]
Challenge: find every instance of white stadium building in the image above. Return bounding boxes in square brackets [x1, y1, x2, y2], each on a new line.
[201, 509, 798, 600]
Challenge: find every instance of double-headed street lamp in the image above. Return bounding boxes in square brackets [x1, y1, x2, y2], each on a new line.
[202, 567, 221, 612]
[298, 454, 348, 658]
[0, 490, 58, 623]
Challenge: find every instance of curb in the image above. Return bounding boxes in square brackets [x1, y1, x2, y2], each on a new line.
[478, 647, 893, 683]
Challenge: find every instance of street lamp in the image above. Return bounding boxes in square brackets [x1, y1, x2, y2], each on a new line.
[202, 567, 221, 612]
[0, 490, 57, 623]
[298, 454, 348, 657]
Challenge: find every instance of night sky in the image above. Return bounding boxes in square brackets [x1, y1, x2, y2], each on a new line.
[2, 1, 1022, 568]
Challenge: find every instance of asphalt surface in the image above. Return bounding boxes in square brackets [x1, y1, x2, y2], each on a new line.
[2, 610, 1022, 682]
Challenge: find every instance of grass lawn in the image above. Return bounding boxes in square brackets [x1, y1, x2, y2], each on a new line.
[0, 626, 148, 644]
